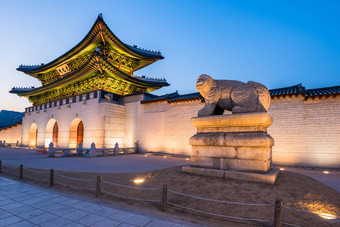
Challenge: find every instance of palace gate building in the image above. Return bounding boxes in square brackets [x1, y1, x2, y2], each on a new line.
[3, 14, 340, 169]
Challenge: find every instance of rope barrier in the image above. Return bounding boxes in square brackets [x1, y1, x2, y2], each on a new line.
[168, 202, 273, 222]
[281, 221, 301, 227]
[24, 174, 49, 182]
[101, 190, 160, 203]
[2, 163, 18, 168]
[283, 205, 340, 218]
[1, 169, 17, 176]
[168, 189, 273, 207]
[24, 168, 49, 174]
[54, 173, 95, 182]
[55, 182, 94, 191]
[102, 180, 161, 191]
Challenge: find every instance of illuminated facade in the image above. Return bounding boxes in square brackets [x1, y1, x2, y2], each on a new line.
[4, 15, 340, 169]
[10, 14, 169, 148]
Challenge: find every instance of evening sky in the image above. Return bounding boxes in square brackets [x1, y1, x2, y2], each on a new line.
[0, 0, 339, 111]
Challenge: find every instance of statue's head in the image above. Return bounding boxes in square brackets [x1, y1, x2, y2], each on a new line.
[196, 74, 214, 98]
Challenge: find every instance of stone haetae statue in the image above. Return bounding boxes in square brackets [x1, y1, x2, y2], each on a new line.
[196, 74, 270, 116]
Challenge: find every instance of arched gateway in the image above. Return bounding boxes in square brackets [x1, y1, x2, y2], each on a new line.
[45, 119, 58, 147]
[29, 123, 38, 147]
[69, 118, 84, 148]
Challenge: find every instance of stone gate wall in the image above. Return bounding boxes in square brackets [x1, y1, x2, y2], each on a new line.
[124, 94, 340, 168]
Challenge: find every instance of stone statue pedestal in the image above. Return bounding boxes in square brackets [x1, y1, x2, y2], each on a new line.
[182, 112, 279, 184]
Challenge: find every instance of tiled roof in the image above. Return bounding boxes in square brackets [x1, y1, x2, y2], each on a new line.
[141, 91, 179, 104]
[0, 119, 22, 130]
[269, 84, 305, 96]
[141, 84, 340, 104]
[305, 86, 340, 97]
[168, 92, 203, 103]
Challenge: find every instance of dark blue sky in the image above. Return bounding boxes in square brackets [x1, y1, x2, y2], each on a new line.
[1, 0, 339, 111]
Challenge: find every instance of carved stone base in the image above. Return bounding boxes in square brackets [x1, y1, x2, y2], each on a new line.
[185, 112, 279, 183]
[182, 166, 280, 184]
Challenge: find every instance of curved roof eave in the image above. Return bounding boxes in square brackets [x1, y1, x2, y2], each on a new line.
[11, 53, 169, 97]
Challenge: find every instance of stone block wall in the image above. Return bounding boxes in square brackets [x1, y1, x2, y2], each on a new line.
[268, 95, 340, 168]
[0, 124, 22, 144]
[125, 93, 339, 168]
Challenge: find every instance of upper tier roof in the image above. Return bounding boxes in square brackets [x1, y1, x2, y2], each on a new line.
[17, 13, 164, 76]
[11, 50, 169, 98]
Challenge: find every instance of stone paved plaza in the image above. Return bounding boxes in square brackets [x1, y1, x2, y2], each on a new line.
[0, 177, 200, 227]
[0, 148, 189, 173]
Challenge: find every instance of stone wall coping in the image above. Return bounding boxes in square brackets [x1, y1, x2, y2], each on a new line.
[191, 112, 273, 128]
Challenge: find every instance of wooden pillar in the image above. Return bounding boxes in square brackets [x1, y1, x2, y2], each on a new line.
[96, 176, 102, 197]
[49, 169, 54, 187]
[161, 184, 168, 212]
[19, 164, 23, 179]
[274, 198, 283, 227]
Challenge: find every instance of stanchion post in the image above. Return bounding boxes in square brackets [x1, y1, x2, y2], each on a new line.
[0, 160, 2, 173]
[96, 176, 102, 197]
[19, 164, 23, 179]
[274, 198, 283, 227]
[162, 184, 168, 212]
[50, 169, 54, 187]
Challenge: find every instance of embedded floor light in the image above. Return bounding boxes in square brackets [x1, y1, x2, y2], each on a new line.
[317, 213, 337, 220]
[133, 178, 145, 184]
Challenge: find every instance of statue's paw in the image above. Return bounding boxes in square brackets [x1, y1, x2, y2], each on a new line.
[198, 108, 214, 116]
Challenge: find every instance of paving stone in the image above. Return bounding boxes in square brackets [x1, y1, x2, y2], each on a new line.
[0, 210, 12, 219]
[1, 202, 22, 210]
[91, 218, 121, 227]
[52, 205, 76, 216]
[12, 194, 35, 202]
[0, 215, 23, 227]
[28, 213, 59, 224]
[30, 200, 55, 208]
[63, 222, 86, 227]
[40, 216, 72, 227]
[22, 198, 44, 205]
[49, 196, 70, 203]
[0, 199, 16, 206]
[16, 208, 45, 219]
[95, 207, 120, 217]
[63, 209, 90, 221]
[117, 223, 138, 227]
[71, 201, 93, 209]
[125, 214, 152, 226]
[6, 204, 33, 214]
[57, 198, 81, 206]
[39, 203, 65, 212]
[109, 211, 136, 222]
[145, 219, 174, 227]
[80, 204, 107, 213]
[75, 213, 105, 226]
[5, 220, 38, 227]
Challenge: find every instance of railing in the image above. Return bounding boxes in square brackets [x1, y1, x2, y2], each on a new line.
[0, 141, 20, 148]
[47, 142, 138, 157]
[0, 160, 338, 227]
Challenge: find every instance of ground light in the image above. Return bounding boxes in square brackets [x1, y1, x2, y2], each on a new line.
[317, 213, 337, 220]
[280, 167, 285, 171]
[164, 156, 167, 158]
[323, 170, 330, 174]
[133, 178, 145, 184]
[185, 158, 190, 161]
